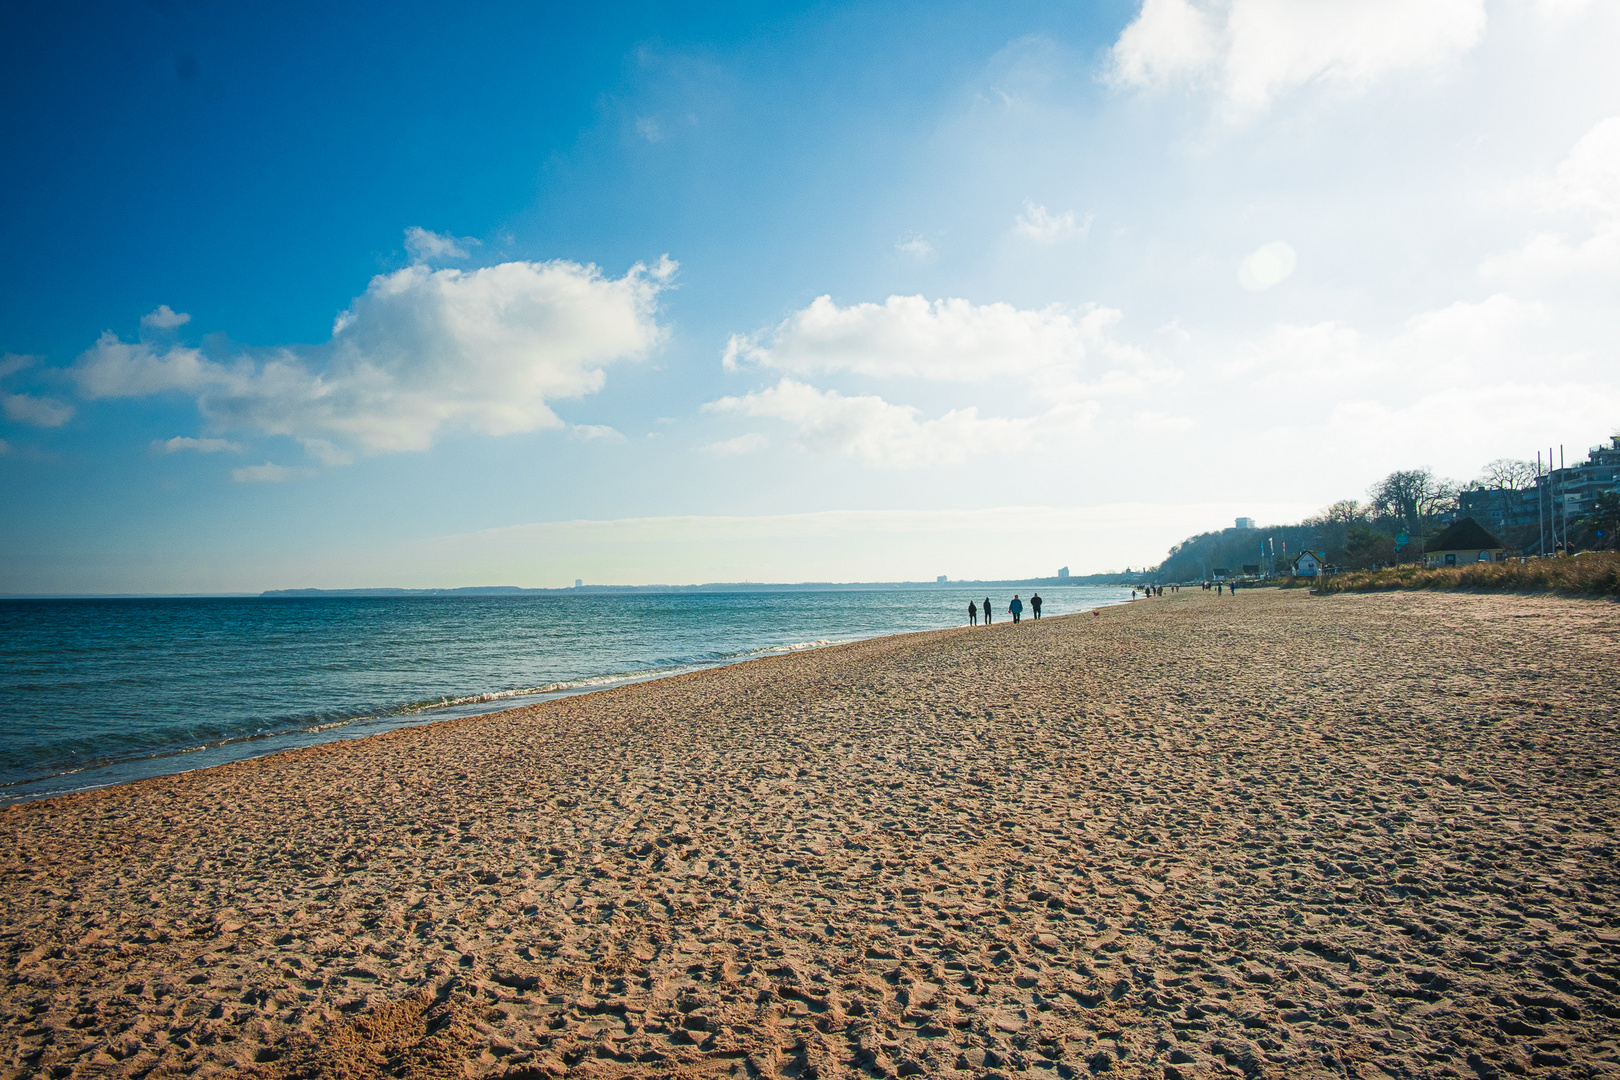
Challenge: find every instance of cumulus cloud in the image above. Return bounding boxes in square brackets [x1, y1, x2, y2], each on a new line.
[140, 305, 191, 329]
[232, 462, 311, 483]
[568, 424, 623, 441]
[896, 235, 934, 259]
[72, 256, 674, 458]
[153, 436, 242, 454]
[1228, 294, 1548, 390]
[703, 432, 769, 456]
[1014, 200, 1090, 244]
[403, 226, 480, 263]
[706, 378, 1094, 468]
[1237, 241, 1297, 290]
[1109, 0, 1487, 110]
[721, 293, 1137, 391]
[3, 394, 74, 427]
[1483, 116, 1620, 282]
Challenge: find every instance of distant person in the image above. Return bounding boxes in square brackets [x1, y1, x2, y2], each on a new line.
[1131, 589, 1137, 600]
[1009, 595, 1024, 623]
[983, 597, 992, 625]
[1031, 593, 1042, 619]
[1216, 582, 1223, 596]
[967, 600, 978, 626]
[1230, 580, 1239, 594]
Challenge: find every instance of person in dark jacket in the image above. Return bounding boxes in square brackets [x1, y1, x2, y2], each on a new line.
[1030, 593, 1042, 619]
[983, 597, 992, 625]
[967, 600, 978, 626]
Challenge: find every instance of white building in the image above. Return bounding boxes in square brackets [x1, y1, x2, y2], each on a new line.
[1235, 517, 1256, 530]
[1292, 551, 1322, 577]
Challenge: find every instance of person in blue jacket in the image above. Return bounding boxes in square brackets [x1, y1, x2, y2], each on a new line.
[1009, 595, 1024, 624]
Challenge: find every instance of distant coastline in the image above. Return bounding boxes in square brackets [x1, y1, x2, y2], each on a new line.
[259, 576, 1134, 597]
[0, 576, 1137, 601]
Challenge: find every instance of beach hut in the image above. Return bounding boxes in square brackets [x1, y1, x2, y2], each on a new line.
[1292, 551, 1321, 576]
[1423, 518, 1506, 567]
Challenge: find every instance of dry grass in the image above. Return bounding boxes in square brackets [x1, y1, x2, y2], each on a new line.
[1317, 549, 1620, 597]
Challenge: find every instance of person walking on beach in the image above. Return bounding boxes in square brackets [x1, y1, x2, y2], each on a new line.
[983, 597, 992, 625]
[1030, 593, 1042, 619]
[1009, 595, 1024, 624]
[967, 600, 978, 626]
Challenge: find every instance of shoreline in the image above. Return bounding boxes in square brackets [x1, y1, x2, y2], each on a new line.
[2, 588, 1133, 807]
[4, 588, 1617, 1079]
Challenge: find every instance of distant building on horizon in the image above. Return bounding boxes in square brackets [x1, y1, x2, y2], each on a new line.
[574, 578, 582, 588]
[1058, 566, 1069, 580]
[1235, 516, 1256, 529]
[936, 574, 947, 583]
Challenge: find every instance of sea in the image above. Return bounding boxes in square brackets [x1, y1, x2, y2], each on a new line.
[0, 585, 1131, 806]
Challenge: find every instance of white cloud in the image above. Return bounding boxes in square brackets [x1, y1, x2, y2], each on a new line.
[1237, 241, 1297, 290]
[703, 432, 769, 456]
[3, 393, 75, 427]
[140, 305, 191, 329]
[706, 377, 1090, 467]
[72, 256, 673, 458]
[1483, 116, 1620, 282]
[896, 235, 934, 259]
[569, 424, 624, 441]
[1014, 200, 1091, 244]
[154, 436, 242, 454]
[722, 293, 1134, 390]
[1532, 116, 1620, 219]
[232, 462, 310, 483]
[635, 116, 664, 142]
[1230, 294, 1546, 388]
[1109, 0, 1488, 110]
[0, 354, 33, 379]
[403, 226, 480, 263]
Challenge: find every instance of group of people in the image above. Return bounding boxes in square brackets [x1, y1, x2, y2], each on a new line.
[1130, 580, 1241, 598]
[967, 592, 1040, 626]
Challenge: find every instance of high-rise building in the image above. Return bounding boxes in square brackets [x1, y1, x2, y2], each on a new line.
[1058, 566, 1070, 580]
[1235, 517, 1256, 529]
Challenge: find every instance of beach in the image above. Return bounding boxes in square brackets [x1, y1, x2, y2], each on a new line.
[2, 588, 1617, 1080]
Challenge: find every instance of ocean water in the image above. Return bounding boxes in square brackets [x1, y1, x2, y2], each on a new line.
[0, 586, 1130, 805]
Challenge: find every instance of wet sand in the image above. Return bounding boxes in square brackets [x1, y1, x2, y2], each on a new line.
[3, 588, 1618, 1079]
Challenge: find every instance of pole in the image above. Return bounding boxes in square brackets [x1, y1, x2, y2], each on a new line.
[1537, 451, 1544, 557]
[1561, 445, 1568, 554]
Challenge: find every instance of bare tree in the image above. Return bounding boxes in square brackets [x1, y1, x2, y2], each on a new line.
[1478, 458, 1537, 490]
[1323, 499, 1363, 525]
[1472, 458, 1538, 531]
[1367, 469, 1458, 536]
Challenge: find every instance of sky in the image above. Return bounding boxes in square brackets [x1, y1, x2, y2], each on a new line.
[2, 0, 1618, 593]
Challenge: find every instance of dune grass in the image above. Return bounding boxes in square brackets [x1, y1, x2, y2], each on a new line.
[1316, 551, 1620, 598]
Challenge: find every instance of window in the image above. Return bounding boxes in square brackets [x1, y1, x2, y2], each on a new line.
[1445, 553, 1457, 566]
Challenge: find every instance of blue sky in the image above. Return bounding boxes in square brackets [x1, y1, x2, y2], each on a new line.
[3, 0, 1618, 592]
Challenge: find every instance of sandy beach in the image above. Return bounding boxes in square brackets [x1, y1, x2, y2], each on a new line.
[3, 588, 1618, 1080]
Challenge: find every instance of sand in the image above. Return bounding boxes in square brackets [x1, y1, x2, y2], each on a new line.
[2, 587, 1618, 1080]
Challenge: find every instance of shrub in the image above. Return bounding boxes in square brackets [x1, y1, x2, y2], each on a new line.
[1316, 551, 1620, 598]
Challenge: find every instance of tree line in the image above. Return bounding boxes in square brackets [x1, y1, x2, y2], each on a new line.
[1152, 456, 1620, 582]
